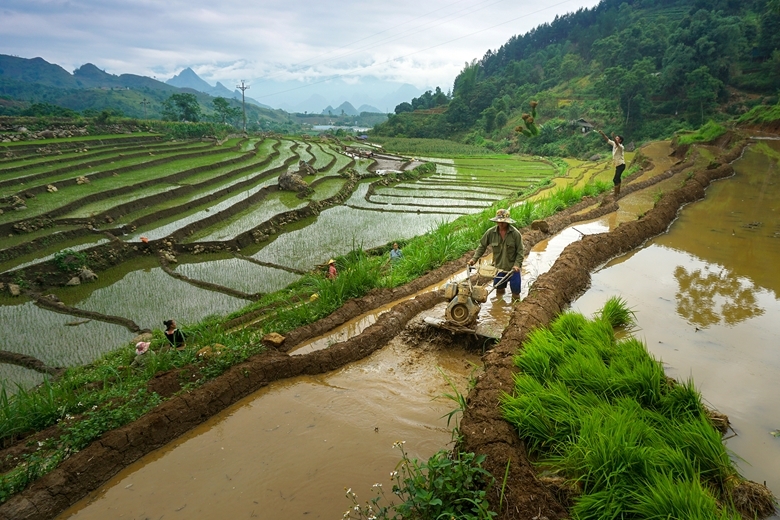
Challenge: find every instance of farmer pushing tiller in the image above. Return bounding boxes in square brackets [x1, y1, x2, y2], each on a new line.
[425, 209, 524, 335]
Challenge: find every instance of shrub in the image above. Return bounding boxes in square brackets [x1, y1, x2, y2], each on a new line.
[344, 442, 496, 520]
[53, 249, 88, 272]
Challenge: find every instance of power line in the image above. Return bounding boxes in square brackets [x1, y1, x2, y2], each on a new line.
[236, 80, 249, 132]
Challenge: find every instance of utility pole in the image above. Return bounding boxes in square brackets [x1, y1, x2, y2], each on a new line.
[236, 80, 249, 133]
[140, 98, 150, 119]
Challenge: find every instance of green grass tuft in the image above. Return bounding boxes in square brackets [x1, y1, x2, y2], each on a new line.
[501, 300, 745, 519]
[598, 295, 636, 329]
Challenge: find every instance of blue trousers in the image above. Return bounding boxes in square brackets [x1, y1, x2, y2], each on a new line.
[494, 270, 521, 294]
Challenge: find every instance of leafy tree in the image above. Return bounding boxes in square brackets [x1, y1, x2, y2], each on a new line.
[212, 97, 241, 125]
[395, 102, 413, 114]
[494, 110, 508, 130]
[162, 93, 202, 122]
[483, 106, 497, 133]
[21, 103, 77, 117]
[685, 66, 723, 125]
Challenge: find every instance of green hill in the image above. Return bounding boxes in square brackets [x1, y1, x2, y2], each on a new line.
[373, 0, 780, 156]
[0, 55, 295, 131]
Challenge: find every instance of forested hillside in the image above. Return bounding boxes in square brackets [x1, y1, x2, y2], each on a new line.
[374, 0, 780, 156]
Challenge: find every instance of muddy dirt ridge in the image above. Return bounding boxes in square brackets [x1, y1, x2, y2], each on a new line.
[1, 133, 775, 519]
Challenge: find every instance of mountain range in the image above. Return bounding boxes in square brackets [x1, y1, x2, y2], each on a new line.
[165, 68, 271, 109]
[0, 54, 290, 125]
[168, 68, 415, 115]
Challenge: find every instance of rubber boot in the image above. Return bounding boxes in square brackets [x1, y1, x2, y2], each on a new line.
[511, 293, 521, 301]
[614, 184, 621, 197]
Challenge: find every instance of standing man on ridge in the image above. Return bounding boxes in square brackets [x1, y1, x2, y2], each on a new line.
[469, 209, 524, 301]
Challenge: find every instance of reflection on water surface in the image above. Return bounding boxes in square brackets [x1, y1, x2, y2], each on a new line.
[574, 140, 780, 507]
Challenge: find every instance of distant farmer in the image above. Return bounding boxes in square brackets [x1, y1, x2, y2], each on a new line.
[598, 130, 625, 197]
[468, 209, 524, 300]
[327, 259, 338, 279]
[389, 242, 403, 262]
[163, 319, 186, 350]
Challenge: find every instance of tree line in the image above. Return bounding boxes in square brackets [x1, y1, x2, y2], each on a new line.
[374, 0, 780, 154]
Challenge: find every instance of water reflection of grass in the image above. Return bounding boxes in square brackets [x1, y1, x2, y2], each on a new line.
[310, 178, 347, 201]
[310, 143, 336, 170]
[294, 141, 313, 164]
[73, 267, 246, 330]
[251, 205, 460, 271]
[369, 194, 493, 209]
[0, 224, 80, 255]
[176, 257, 300, 294]
[4, 238, 110, 273]
[0, 300, 135, 367]
[186, 194, 307, 242]
[128, 177, 279, 241]
[379, 186, 513, 199]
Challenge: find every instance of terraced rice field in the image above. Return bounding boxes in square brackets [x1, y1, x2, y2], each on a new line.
[0, 133, 578, 387]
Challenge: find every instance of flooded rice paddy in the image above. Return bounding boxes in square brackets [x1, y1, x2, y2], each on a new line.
[60, 337, 482, 520]
[0, 298, 134, 387]
[2, 135, 564, 388]
[59, 265, 246, 330]
[6, 134, 780, 518]
[174, 257, 300, 295]
[250, 205, 458, 272]
[573, 140, 780, 505]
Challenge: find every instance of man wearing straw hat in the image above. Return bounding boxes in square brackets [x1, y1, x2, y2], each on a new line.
[468, 209, 524, 300]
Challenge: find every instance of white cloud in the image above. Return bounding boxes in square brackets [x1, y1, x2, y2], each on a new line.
[1, 0, 602, 105]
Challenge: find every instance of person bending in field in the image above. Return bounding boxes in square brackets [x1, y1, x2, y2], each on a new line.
[389, 242, 403, 262]
[468, 209, 524, 301]
[327, 259, 338, 279]
[598, 130, 625, 197]
[163, 319, 186, 350]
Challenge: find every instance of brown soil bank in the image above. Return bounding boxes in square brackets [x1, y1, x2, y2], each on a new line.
[0, 292, 445, 520]
[0, 150, 670, 518]
[1, 135, 772, 519]
[458, 137, 775, 519]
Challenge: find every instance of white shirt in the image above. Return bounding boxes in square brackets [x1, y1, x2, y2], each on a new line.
[607, 139, 625, 166]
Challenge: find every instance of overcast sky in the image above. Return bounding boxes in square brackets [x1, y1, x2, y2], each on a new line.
[2, 0, 602, 105]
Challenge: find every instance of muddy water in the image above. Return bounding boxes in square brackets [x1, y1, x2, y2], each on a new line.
[60, 328, 481, 520]
[58, 205, 613, 519]
[572, 141, 780, 505]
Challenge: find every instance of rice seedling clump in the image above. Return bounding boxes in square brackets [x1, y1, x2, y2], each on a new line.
[502, 296, 761, 519]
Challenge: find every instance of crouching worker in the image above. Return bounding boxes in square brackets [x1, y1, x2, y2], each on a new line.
[131, 341, 155, 368]
[468, 209, 524, 300]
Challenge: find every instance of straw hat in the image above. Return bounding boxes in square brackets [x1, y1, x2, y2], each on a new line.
[489, 209, 515, 223]
[328, 259, 336, 264]
[135, 341, 150, 355]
